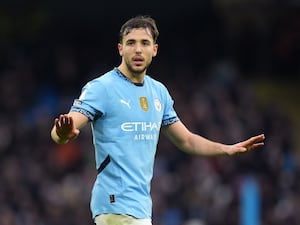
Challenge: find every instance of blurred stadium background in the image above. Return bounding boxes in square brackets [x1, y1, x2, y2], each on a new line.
[0, 1, 299, 225]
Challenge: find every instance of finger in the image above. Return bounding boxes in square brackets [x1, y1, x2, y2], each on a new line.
[59, 114, 64, 123]
[59, 114, 69, 125]
[64, 116, 69, 125]
[67, 116, 70, 125]
[247, 142, 265, 151]
[245, 135, 265, 146]
[55, 118, 61, 127]
[63, 115, 67, 124]
[252, 143, 265, 148]
[69, 116, 74, 127]
[67, 116, 73, 125]
[253, 134, 265, 142]
[240, 147, 248, 152]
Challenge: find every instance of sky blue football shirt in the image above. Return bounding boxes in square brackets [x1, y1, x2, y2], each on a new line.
[70, 68, 179, 219]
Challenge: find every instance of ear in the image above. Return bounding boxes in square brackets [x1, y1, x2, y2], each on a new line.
[118, 43, 123, 56]
[152, 44, 158, 57]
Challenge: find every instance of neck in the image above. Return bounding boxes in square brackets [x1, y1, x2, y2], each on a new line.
[117, 65, 145, 84]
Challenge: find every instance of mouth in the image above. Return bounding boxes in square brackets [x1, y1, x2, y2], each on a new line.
[132, 56, 144, 65]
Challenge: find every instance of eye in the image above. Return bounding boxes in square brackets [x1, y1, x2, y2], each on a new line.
[126, 40, 135, 46]
[142, 40, 151, 46]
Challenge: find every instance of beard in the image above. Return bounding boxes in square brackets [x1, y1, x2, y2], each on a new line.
[125, 58, 152, 76]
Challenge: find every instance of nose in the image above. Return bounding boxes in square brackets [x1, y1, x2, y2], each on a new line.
[135, 43, 142, 53]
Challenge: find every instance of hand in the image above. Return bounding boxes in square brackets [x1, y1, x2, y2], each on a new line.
[227, 134, 265, 155]
[54, 114, 80, 142]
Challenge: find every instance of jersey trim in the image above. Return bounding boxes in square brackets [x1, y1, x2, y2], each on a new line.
[97, 155, 111, 174]
[162, 116, 179, 126]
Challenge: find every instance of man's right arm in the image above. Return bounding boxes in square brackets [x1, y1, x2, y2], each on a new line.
[51, 111, 89, 144]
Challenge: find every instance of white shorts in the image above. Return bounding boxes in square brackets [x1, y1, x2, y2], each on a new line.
[94, 214, 152, 225]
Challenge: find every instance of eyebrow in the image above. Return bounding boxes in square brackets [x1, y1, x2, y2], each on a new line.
[125, 38, 151, 43]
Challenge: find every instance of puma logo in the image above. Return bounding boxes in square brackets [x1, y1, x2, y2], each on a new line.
[120, 99, 131, 109]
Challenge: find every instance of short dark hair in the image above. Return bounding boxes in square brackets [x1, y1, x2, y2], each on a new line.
[119, 15, 159, 43]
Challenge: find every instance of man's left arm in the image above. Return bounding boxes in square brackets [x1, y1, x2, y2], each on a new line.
[162, 121, 265, 156]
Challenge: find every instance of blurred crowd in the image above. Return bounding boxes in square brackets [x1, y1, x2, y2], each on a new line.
[0, 1, 299, 225]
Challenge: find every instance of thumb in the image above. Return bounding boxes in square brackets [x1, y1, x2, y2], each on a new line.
[69, 129, 80, 140]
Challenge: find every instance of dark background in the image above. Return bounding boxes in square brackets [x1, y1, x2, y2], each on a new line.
[0, 1, 300, 225]
[1, 0, 299, 78]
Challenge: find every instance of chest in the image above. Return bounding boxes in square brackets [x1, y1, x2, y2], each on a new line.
[106, 83, 164, 122]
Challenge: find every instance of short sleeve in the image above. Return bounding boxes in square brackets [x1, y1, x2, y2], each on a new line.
[161, 85, 179, 126]
[70, 79, 106, 121]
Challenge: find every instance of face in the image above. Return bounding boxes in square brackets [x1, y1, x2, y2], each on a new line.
[118, 28, 158, 77]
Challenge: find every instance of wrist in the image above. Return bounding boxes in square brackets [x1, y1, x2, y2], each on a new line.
[56, 137, 70, 144]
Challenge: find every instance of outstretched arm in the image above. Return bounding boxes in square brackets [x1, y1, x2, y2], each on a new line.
[162, 121, 265, 156]
[51, 111, 89, 144]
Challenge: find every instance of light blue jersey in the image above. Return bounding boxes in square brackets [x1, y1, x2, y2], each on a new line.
[70, 68, 179, 219]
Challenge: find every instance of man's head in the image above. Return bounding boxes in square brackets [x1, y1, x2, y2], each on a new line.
[117, 16, 159, 80]
[119, 15, 159, 44]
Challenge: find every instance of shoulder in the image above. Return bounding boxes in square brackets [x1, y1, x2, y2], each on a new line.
[145, 74, 167, 90]
[85, 69, 117, 88]
[145, 74, 175, 103]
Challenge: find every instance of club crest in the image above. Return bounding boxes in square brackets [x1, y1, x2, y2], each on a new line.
[154, 99, 162, 112]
